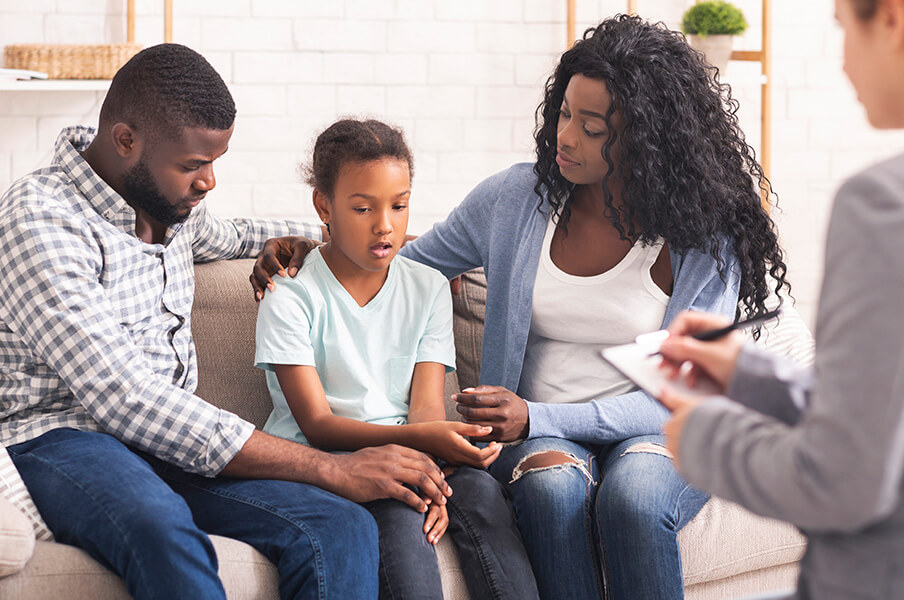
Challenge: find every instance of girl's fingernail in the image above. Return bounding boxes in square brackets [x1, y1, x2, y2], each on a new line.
[289, 267, 297, 277]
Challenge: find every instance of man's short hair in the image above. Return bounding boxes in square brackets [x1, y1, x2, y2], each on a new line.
[99, 43, 236, 142]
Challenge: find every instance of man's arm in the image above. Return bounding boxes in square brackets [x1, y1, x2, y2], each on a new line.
[221, 429, 451, 512]
[189, 202, 324, 263]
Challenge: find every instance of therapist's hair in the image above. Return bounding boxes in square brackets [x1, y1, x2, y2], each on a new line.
[850, 0, 879, 19]
[533, 14, 790, 323]
[304, 118, 414, 199]
[99, 43, 235, 143]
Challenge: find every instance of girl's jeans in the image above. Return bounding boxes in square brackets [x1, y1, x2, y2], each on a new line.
[489, 434, 709, 600]
[363, 465, 539, 600]
[8, 428, 379, 600]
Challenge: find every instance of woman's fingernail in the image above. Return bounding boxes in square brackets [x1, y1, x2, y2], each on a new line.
[289, 267, 297, 277]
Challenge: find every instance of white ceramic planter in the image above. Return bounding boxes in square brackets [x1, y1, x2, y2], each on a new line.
[689, 34, 734, 77]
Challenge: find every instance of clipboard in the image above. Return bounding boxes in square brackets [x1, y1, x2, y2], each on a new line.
[601, 330, 721, 398]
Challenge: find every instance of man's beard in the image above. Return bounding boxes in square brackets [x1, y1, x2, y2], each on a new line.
[121, 158, 193, 226]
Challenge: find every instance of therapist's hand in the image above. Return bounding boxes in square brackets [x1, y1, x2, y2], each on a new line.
[453, 386, 529, 442]
[658, 387, 703, 472]
[658, 310, 745, 393]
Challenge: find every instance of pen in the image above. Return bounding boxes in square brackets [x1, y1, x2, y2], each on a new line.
[646, 307, 782, 357]
[689, 307, 782, 341]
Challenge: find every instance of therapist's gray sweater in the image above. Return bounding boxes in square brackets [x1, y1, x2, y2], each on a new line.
[681, 152, 904, 599]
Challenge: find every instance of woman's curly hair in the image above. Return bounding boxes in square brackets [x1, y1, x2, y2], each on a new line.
[533, 14, 790, 322]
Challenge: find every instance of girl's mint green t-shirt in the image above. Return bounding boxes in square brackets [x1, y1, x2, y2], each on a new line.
[254, 246, 456, 445]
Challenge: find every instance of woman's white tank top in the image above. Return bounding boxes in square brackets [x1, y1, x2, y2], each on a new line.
[518, 213, 670, 404]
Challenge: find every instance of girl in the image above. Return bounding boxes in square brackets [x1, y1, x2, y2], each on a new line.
[254, 119, 538, 600]
[659, 0, 904, 598]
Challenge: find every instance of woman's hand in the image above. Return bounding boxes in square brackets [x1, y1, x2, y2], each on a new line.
[453, 386, 529, 442]
[250, 236, 320, 301]
[658, 387, 703, 472]
[659, 310, 745, 393]
[423, 499, 449, 545]
[409, 421, 502, 468]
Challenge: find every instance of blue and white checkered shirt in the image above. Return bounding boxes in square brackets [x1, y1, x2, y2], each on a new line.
[0, 126, 320, 476]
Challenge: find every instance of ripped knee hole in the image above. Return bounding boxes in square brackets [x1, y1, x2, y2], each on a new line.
[510, 451, 593, 484]
[620, 441, 673, 459]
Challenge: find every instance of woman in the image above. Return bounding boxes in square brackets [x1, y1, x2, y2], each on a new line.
[253, 15, 790, 599]
[657, 0, 904, 598]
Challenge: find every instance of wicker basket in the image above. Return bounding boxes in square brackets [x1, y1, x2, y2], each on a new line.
[3, 43, 143, 80]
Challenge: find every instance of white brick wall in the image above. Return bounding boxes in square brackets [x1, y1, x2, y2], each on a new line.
[3, 0, 904, 327]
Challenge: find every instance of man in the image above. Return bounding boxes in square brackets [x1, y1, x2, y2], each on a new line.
[0, 44, 449, 600]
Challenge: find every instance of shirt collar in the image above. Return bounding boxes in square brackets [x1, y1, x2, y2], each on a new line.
[53, 126, 135, 225]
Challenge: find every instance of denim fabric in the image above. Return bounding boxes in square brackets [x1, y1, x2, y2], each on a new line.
[8, 428, 378, 600]
[489, 435, 708, 600]
[364, 466, 538, 600]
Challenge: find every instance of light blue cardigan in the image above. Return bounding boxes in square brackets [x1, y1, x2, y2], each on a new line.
[401, 163, 740, 444]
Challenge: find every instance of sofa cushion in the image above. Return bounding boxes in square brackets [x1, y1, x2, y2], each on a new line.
[0, 533, 468, 598]
[0, 536, 277, 599]
[193, 259, 275, 429]
[678, 496, 805, 586]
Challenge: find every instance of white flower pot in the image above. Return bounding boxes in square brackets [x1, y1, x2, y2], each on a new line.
[689, 34, 734, 77]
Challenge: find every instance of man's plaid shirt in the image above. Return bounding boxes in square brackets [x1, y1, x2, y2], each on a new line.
[0, 126, 320, 476]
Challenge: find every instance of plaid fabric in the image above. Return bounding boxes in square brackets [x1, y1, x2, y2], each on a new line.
[0, 126, 320, 480]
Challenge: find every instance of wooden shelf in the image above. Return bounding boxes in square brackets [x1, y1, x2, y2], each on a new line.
[0, 79, 111, 92]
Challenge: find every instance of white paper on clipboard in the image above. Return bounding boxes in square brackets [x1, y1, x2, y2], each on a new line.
[601, 330, 721, 398]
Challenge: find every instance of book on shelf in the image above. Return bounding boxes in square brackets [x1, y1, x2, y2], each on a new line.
[0, 68, 49, 81]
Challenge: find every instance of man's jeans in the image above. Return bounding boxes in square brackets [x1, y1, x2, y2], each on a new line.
[489, 434, 709, 600]
[363, 465, 539, 600]
[8, 428, 378, 600]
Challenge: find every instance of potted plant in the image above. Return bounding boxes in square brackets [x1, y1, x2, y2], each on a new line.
[681, 1, 748, 76]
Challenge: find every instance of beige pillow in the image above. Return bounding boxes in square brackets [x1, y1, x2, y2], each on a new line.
[0, 495, 34, 577]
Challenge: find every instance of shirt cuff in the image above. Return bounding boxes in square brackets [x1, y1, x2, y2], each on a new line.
[204, 411, 256, 476]
[727, 343, 774, 401]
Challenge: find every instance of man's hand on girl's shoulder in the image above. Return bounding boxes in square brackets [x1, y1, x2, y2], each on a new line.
[251, 235, 320, 301]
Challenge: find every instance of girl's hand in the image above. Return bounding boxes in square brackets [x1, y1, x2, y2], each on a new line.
[409, 422, 502, 468]
[423, 500, 449, 545]
[659, 310, 745, 393]
[452, 385, 529, 442]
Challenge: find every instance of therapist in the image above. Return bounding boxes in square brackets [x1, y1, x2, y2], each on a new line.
[657, 0, 904, 598]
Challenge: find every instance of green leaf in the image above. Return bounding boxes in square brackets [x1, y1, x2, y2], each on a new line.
[681, 1, 749, 36]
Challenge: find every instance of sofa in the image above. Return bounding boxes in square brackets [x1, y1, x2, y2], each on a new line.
[0, 258, 809, 599]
